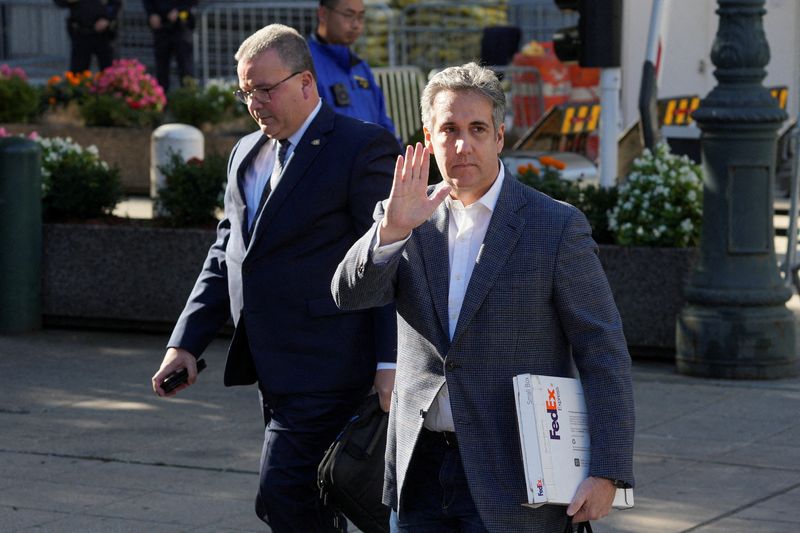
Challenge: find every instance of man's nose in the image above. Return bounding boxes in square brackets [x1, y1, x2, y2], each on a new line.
[455, 138, 472, 154]
[249, 98, 265, 111]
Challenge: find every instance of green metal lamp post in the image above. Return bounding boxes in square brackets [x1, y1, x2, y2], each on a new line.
[676, 0, 799, 378]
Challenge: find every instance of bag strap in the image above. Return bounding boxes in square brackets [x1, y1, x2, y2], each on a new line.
[564, 516, 593, 533]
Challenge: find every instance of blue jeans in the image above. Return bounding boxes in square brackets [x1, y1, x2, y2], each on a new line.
[390, 430, 489, 533]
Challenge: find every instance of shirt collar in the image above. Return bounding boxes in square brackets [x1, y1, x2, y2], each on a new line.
[284, 99, 322, 148]
[445, 161, 505, 212]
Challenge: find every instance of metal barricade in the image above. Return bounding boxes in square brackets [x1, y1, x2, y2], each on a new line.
[373, 65, 426, 144]
[0, 0, 68, 78]
[198, 1, 395, 84]
[490, 65, 545, 132]
[198, 1, 318, 84]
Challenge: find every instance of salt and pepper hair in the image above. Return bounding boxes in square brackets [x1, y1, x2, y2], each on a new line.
[235, 24, 316, 78]
[420, 62, 506, 131]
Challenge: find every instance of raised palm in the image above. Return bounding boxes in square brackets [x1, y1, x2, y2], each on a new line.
[380, 143, 451, 244]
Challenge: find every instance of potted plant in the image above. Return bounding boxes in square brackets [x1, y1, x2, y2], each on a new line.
[40, 70, 95, 126]
[34, 134, 122, 221]
[604, 143, 703, 356]
[155, 151, 227, 227]
[166, 78, 250, 133]
[81, 58, 166, 128]
[0, 64, 39, 123]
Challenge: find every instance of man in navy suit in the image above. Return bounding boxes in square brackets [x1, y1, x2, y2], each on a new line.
[151, 24, 400, 532]
[333, 63, 634, 532]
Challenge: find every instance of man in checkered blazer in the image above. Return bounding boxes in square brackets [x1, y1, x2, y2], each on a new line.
[332, 62, 634, 533]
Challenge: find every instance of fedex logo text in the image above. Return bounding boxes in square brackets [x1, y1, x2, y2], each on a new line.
[536, 479, 544, 497]
[546, 386, 560, 440]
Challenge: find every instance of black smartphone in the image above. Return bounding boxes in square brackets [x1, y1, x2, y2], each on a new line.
[161, 359, 207, 393]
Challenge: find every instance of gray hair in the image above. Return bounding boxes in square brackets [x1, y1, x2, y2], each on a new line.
[420, 62, 505, 131]
[235, 24, 316, 78]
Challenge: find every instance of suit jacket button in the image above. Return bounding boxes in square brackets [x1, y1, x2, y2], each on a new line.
[446, 362, 455, 370]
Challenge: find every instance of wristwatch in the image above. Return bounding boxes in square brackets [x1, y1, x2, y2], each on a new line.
[608, 478, 629, 489]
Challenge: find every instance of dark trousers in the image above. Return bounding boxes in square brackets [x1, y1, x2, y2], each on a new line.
[69, 31, 114, 72]
[391, 429, 489, 532]
[255, 386, 368, 533]
[153, 28, 193, 93]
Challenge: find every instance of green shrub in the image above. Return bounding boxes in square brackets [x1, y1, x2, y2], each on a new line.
[81, 94, 161, 128]
[167, 78, 241, 128]
[0, 64, 40, 123]
[155, 151, 227, 227]
[36, 136, 122, 220]
[608, 143, 703, 247]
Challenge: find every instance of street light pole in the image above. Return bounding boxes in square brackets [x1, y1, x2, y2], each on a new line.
[676, 0, 799, 378]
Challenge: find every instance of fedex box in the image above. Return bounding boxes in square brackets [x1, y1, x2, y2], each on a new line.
[513, 374, 634, 509]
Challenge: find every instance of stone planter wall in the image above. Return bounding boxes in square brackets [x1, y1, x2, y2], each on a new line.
[40, 224, 699, 355]
[43, 223, 216, 331]
[599, 244, 699, 358]
[2, 123, 242, 194]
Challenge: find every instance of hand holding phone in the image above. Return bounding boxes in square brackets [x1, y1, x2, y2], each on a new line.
[161, 359, 207, 393]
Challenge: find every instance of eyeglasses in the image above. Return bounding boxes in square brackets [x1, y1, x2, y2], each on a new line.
[328, 7, 366, 24]
[234, 71, 302, 104]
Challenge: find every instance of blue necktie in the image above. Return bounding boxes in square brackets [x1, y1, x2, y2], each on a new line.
[254, 139, 290, 225]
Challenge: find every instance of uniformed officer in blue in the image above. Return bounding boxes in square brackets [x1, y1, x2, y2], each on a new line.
[309, 0, 396, 135]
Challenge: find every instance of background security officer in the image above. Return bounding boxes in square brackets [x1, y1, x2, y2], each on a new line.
[309, 0, 395, 135]
[143, 0, 198, 94]
[54, 0, 121, 73]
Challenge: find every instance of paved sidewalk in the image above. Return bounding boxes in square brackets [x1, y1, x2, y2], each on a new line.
[1, 329, 799, 532]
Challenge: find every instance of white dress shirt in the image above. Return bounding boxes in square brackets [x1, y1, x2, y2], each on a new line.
[373, 163, 506, 431]
[243, 101, 322, 228]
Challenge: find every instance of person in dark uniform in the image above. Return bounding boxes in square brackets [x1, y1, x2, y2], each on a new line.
[143, 0, 198, 94]
[54, 0, 121, 72]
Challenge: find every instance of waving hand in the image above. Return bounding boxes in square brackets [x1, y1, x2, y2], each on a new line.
[379, 143, 451, 245]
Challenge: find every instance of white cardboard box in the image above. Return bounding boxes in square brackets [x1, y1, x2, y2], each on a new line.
[513, 374, 634, 509]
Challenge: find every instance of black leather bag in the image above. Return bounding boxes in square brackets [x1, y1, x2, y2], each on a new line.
[564, 517, 594, 533]
[318, 394, 390, 533]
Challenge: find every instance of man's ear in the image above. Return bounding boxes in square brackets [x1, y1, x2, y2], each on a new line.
[423, 127, 432, 150]
[317, 6, 328, 30]
[300, 71, 315, 98]
[496, 123, 505, 154]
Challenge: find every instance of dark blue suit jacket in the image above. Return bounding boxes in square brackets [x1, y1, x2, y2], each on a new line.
[168, 103, 400, 395]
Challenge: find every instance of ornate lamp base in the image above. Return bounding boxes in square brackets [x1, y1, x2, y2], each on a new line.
[676, 304, 798, 379]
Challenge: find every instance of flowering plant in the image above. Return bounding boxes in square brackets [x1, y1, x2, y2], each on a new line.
[42, 70, 95, 108]
[516, 156, 617, 244]
[81, 59, 166, 127]
[34, 135, 121, 219]
[155, 151, 227, 227]
[0, 64, 39, 122]
[608, 142, 703, 247]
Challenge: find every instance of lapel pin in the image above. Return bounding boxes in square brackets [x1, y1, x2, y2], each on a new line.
[311, 139, 320, 146]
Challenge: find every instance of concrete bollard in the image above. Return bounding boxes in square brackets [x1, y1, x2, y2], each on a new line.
[0, 137, 42, 333]
[150, 124, 204, 214]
